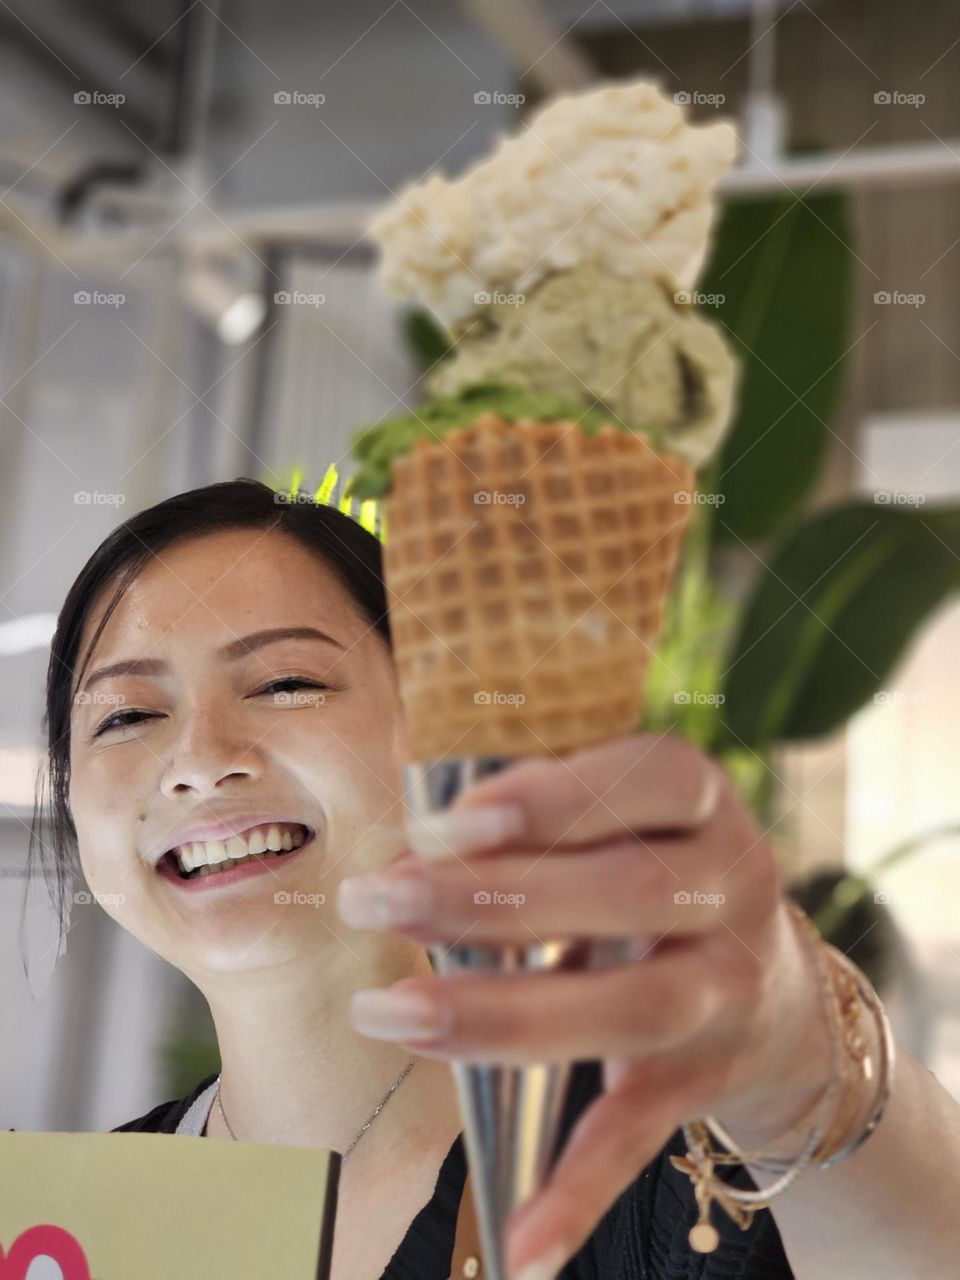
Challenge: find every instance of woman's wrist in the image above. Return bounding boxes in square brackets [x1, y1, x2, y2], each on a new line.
[711, 897, 893, 1165]
[709, 901, 838, 1152]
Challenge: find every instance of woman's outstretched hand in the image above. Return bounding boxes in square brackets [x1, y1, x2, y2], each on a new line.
[335, 732, 835, 1278]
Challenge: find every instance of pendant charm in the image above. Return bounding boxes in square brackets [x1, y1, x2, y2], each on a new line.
[689, 1221, 720, 1253]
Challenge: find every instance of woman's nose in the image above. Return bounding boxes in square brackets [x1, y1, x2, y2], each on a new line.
[159, 710, 264, 797]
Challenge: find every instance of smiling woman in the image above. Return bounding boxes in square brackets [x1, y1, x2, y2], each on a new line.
[27, 476, 934, 1280]
[28, 480, 467, 1269]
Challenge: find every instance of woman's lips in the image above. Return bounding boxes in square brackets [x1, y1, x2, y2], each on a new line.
[156, 833, 315, 893]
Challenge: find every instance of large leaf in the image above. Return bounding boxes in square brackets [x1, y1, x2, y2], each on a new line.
[718, 502, 960, 747]
[698, 191, 854, 543]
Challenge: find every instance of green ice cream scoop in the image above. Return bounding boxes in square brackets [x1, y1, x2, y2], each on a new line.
[344, 380, 660, 501]
[346, 263, 736, 500]
[429, 264, 738, 471]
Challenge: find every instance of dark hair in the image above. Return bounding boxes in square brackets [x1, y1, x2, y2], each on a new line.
[27, 477, 392, 954]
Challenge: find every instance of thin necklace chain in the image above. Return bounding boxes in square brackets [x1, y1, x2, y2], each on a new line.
[214, 1057, 418, 1162]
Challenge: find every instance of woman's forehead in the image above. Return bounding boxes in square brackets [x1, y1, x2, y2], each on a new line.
[78, 529, 360, 665]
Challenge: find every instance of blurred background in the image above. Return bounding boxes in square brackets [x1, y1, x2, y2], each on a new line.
[1, 0, 959, 1132]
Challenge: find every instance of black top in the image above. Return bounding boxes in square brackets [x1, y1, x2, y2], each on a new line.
[112, 1061, 795, 1278]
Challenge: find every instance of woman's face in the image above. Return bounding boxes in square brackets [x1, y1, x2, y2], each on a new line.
[68, 527, 409, 980]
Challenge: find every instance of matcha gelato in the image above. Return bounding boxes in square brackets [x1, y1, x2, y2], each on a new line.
[428, 264, 739, 469]
[345, 379, 653, 501]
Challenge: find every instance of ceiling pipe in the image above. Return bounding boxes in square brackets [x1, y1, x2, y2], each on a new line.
[4, 132, 960, 266]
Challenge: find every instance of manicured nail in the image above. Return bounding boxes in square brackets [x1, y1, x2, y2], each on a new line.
[512, 1243, 568, 1280]
[337, 871, 434, 929]
[407, 804, 525, 861]
[350, 988, 452, 1041]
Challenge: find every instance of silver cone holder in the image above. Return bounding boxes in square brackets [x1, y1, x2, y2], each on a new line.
[404, 756, 634, 1280]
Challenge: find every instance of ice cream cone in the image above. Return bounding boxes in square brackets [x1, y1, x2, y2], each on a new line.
[383, 412, 696, 763]
[356, 75, 736, 1280]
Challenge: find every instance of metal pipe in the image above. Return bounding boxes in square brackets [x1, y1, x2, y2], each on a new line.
[4, 138, 960, 264]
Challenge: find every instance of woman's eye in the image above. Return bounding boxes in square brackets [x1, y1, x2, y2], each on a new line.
[93, 710, 154, 738]
[258, 678, 330, 697]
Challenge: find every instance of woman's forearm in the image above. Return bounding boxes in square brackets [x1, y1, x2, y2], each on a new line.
[750, 1043, 960, 1278]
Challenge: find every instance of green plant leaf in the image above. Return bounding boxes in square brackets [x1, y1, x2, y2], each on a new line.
[719, 502, 960, 747]
[641, 553, 738, 750]
[697, 190, 854, 543]
[400, 306, 454, 368]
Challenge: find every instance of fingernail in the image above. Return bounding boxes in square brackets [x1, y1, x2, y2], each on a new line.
[512, 1243, 568, 1280]
[337, 871, 434, 929]
[407, 804, 525, 861]
[350, 988, 452, 1041]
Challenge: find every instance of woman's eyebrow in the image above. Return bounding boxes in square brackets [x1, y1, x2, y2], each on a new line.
[80, 626, 345, 694]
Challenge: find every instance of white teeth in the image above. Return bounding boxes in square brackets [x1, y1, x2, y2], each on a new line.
[172, 822, 309, 876]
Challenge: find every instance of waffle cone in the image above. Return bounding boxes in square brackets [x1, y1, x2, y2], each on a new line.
[383, 414, 696, 761]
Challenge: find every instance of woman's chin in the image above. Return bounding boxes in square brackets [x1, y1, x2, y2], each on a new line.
[166, 895, 339, 977]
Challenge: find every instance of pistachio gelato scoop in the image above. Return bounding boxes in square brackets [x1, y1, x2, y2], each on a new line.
[345, 379, 652, 501]
[428, 263, 738, 470]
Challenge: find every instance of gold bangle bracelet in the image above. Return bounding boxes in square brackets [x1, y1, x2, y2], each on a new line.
[814, 943, 896, 1168]
[672, 903, 896, 1251]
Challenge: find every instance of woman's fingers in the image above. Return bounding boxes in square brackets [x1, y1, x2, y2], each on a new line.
[503, 1052, 723, 1277]
[339, 784, 775, 944]
[351, 940, 745, 1063]
[406, 733, 725, 861]
[342, 838, 730, 943]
